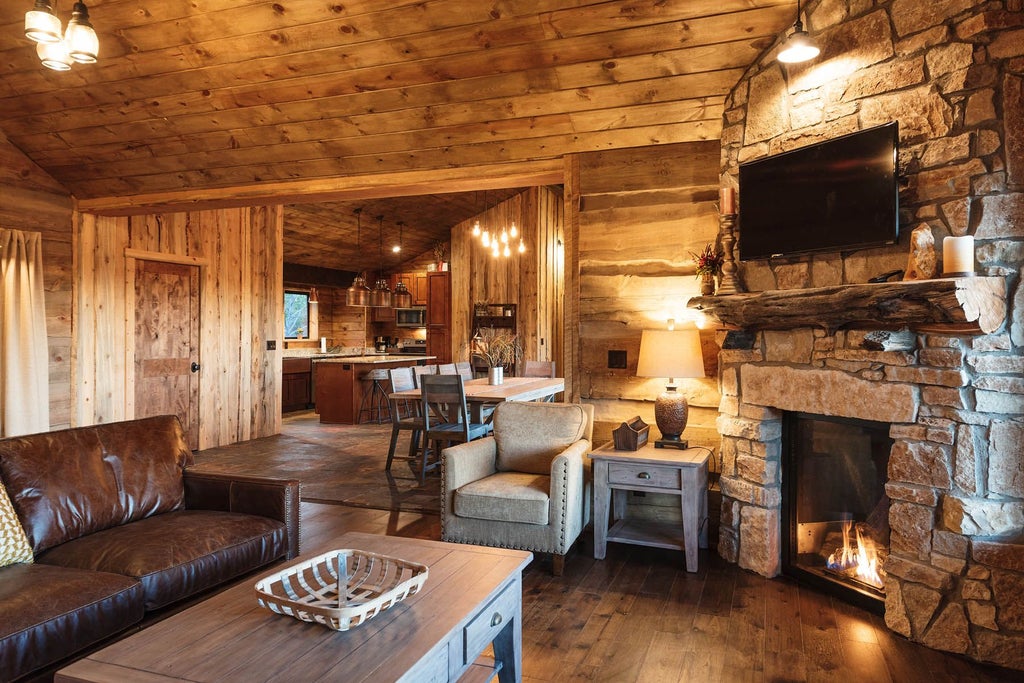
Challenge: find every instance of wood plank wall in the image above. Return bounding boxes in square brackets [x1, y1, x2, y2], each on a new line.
[573, 141, 723, 448]
[0, 133, 73, 429]
[451, 187, 563, 369]
[76, 207, 282, 449]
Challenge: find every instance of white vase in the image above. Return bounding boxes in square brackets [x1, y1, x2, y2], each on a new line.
[488, 366, 503, 385]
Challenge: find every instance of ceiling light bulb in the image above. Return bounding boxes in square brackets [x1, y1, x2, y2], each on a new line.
[37, 40, 72, 71]
[392, 245, 401, 253]
[492, 243, 500, 257]
[472, 220, 481, 237]
[25, 1, 62, 43]
[509, 222, 518, 238]
[503, 244, 511, 257]
[500, 229, 508, 244]
[65, 2, 98, 64]
[518, 240, 525, 254]
[482, 230, 490, 247]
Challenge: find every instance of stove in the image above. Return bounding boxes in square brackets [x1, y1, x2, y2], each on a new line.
[398, 339, 427, 354]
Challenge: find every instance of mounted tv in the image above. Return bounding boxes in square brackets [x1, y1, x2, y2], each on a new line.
[738, 122, 899, 261]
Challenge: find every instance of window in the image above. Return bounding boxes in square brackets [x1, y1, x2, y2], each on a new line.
[284, 291, 310, 339]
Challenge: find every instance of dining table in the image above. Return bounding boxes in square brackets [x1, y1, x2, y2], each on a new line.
[389, 376, 565, 423]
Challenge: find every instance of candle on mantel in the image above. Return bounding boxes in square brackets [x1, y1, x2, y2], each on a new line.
[942, 235, 975, 275]
[720, 187, 736, 215]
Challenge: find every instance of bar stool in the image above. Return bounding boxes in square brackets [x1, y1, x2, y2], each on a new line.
[358, 368, 392, 424]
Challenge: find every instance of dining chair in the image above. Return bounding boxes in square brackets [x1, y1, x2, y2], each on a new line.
[437, 363, 458, 375]
[419, 375, 492, 478]
[385, 367, 427, 479]
[521, 360, 556, 378]
[412, 364, 437, 388]
[455, 361, 474, 381]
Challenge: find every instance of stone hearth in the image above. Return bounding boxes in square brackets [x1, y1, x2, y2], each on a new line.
[715, 326, 1024, 669]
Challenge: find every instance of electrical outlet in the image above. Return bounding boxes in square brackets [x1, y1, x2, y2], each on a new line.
[608, 350, 627, 369]
[267, 340, 277, 350]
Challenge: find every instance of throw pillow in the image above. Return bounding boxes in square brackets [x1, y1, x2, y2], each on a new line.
[0, 479, 33, 566]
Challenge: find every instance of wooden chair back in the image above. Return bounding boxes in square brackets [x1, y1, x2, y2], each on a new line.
[437, 363, 458, 375]
[521, 360, 556, 378]
[455, 361, 474, 381]
[412, 364, 437, 388]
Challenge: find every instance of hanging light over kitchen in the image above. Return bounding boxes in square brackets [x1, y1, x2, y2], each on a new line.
[346, 208, 372, 307]
[369, 215, 393, 308]
[391, 218, 414, 308]
[25, 1, 100, 70]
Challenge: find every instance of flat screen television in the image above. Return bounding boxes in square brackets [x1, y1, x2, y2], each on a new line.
[738, 122, 899, 261]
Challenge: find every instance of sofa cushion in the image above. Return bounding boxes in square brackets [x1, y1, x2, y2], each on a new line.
[0, 563, 143, 682]
[0, 415, 192, 553]
[37, 510, 288, 611]
[493, 402, 588, 475]
[0, 481, 32, 567]
[455, 472, 550, 525]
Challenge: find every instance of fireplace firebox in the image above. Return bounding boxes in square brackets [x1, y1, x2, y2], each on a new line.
[781, 412, 893, 613]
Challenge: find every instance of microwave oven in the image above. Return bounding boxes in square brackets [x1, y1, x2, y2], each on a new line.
[395, 307, 427, 327]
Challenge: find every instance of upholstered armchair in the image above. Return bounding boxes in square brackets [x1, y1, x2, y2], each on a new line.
[440, 401, 594, 575]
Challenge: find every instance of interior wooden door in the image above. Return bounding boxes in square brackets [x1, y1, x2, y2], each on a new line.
[134, 260, 200, 450]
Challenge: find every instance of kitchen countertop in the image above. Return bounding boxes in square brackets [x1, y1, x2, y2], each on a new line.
[313, 355, 436, 364]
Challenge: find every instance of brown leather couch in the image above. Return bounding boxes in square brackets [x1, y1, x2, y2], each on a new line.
[0, 415, 300, 682]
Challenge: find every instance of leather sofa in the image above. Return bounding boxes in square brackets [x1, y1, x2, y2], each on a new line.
[0, 415, 300, 682]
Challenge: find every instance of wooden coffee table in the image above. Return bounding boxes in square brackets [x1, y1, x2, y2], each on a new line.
[55, 532, 532, 683]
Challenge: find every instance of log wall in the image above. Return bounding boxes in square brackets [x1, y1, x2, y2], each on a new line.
[0, 132, 73, 430]
[573, 141, 723, 447]
[76, 207, 282, 448]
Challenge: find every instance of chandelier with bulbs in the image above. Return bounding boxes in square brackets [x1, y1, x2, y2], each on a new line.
[471, 217, 525, 258]
[25, 1, 98, 72]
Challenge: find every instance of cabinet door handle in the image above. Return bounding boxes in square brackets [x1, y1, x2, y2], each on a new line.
[490, 612, 503, 627]
[190, 362, 201, 373]
[637, 471, 651, 480]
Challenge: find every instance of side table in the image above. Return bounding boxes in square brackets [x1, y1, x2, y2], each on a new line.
[589, 442, 709, 572]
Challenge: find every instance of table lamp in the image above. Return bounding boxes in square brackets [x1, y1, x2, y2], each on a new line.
[636, 325, 705, 449]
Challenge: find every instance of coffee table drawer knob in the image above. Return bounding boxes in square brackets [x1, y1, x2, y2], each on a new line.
[491, 612, 503, 627]
[637, 472, 651, 479]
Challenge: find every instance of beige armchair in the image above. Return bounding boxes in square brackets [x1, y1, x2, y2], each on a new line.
[440, 401, 594, 575]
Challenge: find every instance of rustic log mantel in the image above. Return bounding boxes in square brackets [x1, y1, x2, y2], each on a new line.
[688, 276, 1007, 335]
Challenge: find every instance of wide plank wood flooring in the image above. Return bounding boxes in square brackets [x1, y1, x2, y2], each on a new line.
[211, 425, 1021, 683]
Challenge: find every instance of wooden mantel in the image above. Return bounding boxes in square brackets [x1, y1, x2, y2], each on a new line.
[688, 276, 1007, 335]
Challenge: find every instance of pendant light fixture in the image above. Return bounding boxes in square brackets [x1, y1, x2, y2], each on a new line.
[777, 0, 819, 64]
[369, 215, 393, 308]
[346, 208, 372, 307]
[391, 220, 413, 307]
[25, 1, 99, 71]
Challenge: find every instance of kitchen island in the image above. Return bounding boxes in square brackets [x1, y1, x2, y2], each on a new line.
[314, 355, 435, 424]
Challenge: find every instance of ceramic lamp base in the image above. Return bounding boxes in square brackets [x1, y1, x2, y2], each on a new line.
[654, 386, 689, 442]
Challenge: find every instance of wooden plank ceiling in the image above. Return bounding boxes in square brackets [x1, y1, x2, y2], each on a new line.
[0, 0, 793, 270]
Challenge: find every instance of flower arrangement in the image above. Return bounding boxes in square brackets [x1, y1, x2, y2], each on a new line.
[691, 243, 724, 278]
[432, 241, 449, 264]
[469, 327, 522, 368]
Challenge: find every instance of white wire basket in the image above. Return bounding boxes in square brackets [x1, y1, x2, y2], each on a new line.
[254, 548, 429, 631]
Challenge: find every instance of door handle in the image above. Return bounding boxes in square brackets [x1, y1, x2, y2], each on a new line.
[637, 472, 651, 480]
[191, 362, 201, 373]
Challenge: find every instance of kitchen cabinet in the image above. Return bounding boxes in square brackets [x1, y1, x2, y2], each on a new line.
[410, 272, 428, 305]
[314, 356, 429, 424]
[282, 357, 312, 412]
[426, 272, 451, 363]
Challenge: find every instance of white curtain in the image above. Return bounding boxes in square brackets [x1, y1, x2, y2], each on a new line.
[0, 228, 50, 437]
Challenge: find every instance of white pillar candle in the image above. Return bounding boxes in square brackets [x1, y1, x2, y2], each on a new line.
[942, 236, 975, 275]
[320, 337, 328, 353]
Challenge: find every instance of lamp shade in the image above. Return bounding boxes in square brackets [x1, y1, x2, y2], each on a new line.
[637, 328, 705, 443]
[636, 329, 705, 381]
[25, 1, 62, 44]
[777, 28, 819, 63]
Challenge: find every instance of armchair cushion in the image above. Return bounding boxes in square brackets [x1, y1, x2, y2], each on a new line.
[454, 472, 550, 525]
[493, 403, 589, 475]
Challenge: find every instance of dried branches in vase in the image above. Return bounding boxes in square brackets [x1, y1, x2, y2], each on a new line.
[470, 327, 522, 368]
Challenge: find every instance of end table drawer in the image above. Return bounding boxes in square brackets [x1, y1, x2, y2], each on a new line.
[608, 462, 680, 489]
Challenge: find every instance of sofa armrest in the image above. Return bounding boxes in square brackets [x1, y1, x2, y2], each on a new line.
[183, 471, 301, 559]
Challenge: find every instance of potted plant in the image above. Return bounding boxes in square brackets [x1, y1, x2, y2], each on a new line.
[432, 241, 449, 271]
[691, 243, 724, 295]
[470, 327, 522, 385]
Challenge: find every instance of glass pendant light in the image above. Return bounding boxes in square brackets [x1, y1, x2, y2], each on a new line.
[25, 0, 62, 44]
[369, 215, 392, 308]
[37, 39, 72, 71]
[509, 221, 518, 239]
[346, 208, 371, 307]
[65, 2, 98, 64]
[518, 239, 526, 254]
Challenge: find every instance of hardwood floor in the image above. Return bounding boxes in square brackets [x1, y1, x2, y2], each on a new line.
[211, 424, 1021, 683]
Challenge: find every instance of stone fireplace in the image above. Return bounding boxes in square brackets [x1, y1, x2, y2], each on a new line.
[714, 326, 1024, 669]
[705, 0, 1024, 670]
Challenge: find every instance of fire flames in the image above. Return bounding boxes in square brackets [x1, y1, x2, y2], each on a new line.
[826, 519, 885, 589]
